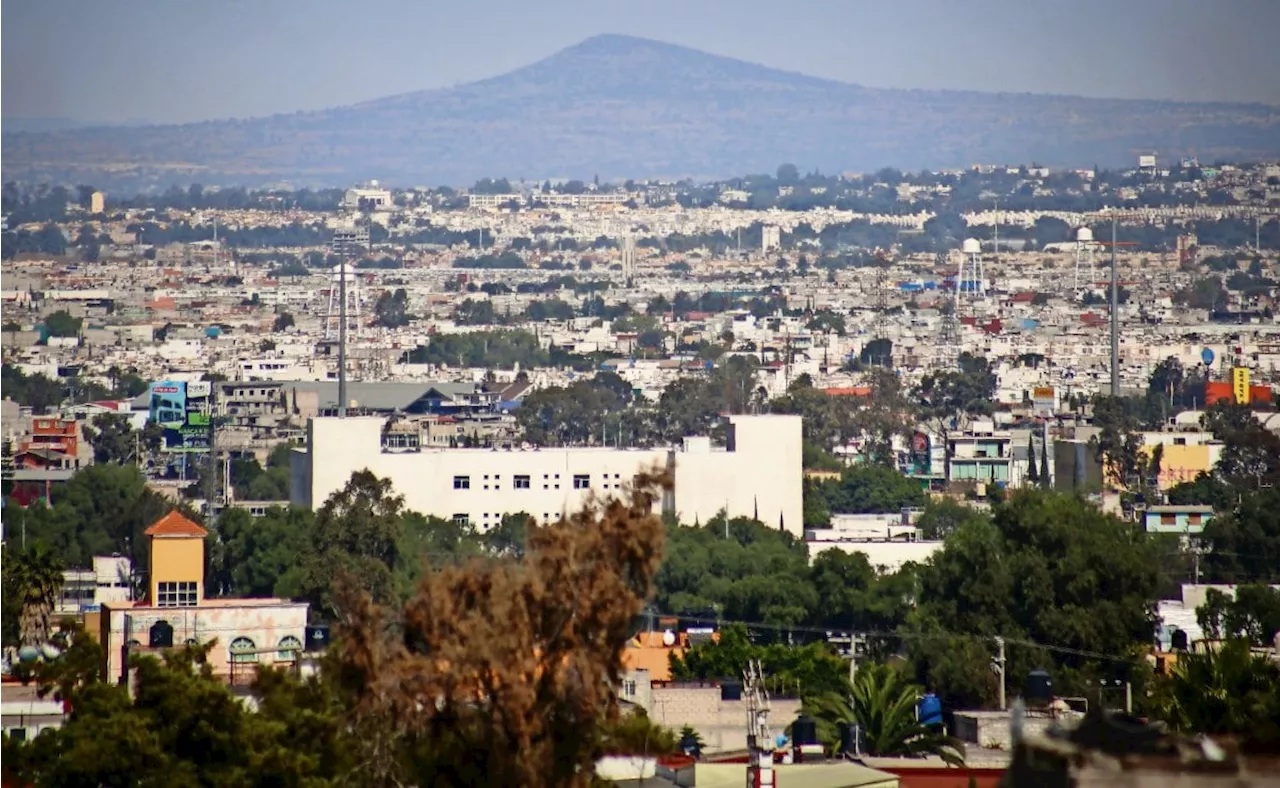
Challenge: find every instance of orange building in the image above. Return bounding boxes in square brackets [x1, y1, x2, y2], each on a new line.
[14, 417, 83, 470]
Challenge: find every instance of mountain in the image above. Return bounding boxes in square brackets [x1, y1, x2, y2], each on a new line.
[4, 34, 1279, 188]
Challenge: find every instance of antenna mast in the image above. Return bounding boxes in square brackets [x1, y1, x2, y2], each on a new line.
[745, 659, 776, 788]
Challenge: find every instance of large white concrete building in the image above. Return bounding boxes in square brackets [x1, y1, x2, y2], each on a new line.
[291, 414, 804, 535]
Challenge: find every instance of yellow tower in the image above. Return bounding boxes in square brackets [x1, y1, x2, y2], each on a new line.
[144, 510, 208, 607]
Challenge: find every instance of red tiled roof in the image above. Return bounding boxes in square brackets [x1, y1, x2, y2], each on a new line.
[144, 510, 208, 538]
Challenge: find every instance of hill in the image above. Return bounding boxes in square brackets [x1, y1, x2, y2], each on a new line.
[4, 34, 1279, 188]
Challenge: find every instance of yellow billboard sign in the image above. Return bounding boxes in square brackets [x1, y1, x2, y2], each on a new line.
[1233, 367, 1251, 405]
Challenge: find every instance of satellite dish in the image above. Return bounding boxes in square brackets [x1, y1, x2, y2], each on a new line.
[662, 630, 676, 647]
[1201, 348, 1215, 366]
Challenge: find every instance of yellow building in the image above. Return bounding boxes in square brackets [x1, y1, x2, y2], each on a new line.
[99, 510, 309, 685]
[89, 191, 105, 214]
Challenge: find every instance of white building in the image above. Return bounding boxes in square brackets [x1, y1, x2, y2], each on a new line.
[292, 414, 804, 535]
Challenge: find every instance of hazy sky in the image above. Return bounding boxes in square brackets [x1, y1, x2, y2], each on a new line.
[5, 0, 1279, 125]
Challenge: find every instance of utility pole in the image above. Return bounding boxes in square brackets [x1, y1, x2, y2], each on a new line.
[994, 636, 1007, 711]
[1110, 215, 1120, 397]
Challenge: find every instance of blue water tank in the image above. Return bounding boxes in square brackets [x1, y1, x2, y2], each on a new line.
[917, 694, 943, 726]
[205, 326, 222, 338]
[1020, 318, 1039, 330]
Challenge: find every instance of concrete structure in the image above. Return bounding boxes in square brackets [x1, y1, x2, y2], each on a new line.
[293, 414, 805, 535]
[89, 191, 105, 214]
[99, 511, 308, 685]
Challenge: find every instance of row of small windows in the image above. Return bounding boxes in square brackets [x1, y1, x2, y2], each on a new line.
[157, 581, 198, 607]
[133, 626, 303, 663]
[453, 473, 625, 491]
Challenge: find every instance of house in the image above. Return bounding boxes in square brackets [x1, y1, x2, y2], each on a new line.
[98, 511, 309, 686]
[1142, 505, 1215, 536]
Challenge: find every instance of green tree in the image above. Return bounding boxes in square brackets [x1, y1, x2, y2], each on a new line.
[1, 544, 65, 647]
[81, 413, 138, 464]
[373, 287, 411, 328]
[297, 471, 404, 617]
[908, 490, 1160, 709]
[1, 365, 64, 412]
[1149, 638, 1280, 752]
[802, 663, 964, 764]
[1196, 585, 1280, 645]
[207, 506, 311, 599]
[43, 309, 82, 338]
[272, 311, 295, 331]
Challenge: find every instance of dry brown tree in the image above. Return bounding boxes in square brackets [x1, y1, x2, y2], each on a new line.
[332, 470, 670, 787]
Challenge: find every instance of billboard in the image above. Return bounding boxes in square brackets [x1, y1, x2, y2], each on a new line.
[1032, 386, 1056, 415]
[149, 380, 213, 453]
[1232, 367, 1251, 405]
[1138, 154, 1157, 169]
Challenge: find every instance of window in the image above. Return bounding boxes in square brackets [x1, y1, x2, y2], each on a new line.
[277, 635, 303, 662]
[229, 637, 258, 663]
[573, 474, 590, 489]
[514, 475, 530, 489]
[452, 513, 469, 526]
[8, 728, 26, 742]
[453, 475, 470, 490]
[157, 581, 198, 607]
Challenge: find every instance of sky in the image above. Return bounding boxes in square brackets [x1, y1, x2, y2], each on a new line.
[4, 0, 1279, 125]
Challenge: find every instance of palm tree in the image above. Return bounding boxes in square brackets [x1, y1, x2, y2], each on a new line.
[1151, 638, 1280, 752]
[4, 544, 66, 647]
[802, 663, 965, 766]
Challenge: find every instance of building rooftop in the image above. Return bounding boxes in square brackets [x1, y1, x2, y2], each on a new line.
[143, 510, 208, 538]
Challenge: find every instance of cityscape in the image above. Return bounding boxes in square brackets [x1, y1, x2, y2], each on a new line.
[2, 3, 1280, 787]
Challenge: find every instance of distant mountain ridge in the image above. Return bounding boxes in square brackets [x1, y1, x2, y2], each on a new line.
[4, 34, 1279, 188]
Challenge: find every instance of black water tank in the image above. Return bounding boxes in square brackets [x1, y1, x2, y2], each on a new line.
[305, 624, 330, 652]
[149, 620, 174, 648]
[1170, 629, 1189, 651]
[792, 714, 818, 746]
[1026, 669, 1053, 705]
[720, 680, 743, 701]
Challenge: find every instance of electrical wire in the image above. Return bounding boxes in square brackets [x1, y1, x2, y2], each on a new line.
[648, 610, 1149, 665]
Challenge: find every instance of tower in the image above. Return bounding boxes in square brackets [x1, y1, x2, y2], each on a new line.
[620, 235, 636, 285]
[324, 263, 362, 341]
[761, 225, 781, 256]
[1073, 227, 1097, 299]
[955, 237, 987, 313]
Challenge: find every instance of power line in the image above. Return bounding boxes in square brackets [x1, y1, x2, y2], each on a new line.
[650, 611, 1146, 665]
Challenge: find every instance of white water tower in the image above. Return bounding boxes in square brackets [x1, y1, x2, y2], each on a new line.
[1073, 227, 1097, 299]
[955, 237, 986, 310]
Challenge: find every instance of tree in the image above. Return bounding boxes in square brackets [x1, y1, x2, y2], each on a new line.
[2, 630, 362, 787]
[1091, 394, 1146, 491]
[272, 311, 295, 331]
[1197, 488, 1280, 584]
[373, 288, 411, 328]
[1, 544, 65, 647]
[43, 309, 82, 338]
[81, 413, 138, 464]
[297, 471, 404, 617]
[1196, 585, 1280, 646]
[803, 663, 964, 764]
[860, 337, 893, 367]
[331, 471, 669, 786]
[1, 365, 64, 412]
[1149, 638, 1280, 753]
[908, 490, 1160, 709]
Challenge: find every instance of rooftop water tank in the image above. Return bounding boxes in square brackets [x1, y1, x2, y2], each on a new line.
[791, 714, 818, 746]
[962, 238, 982, 255]
[1077, 227, 1094, 243]
[205, 326, 222, 338]
[1026, 669, 1054, 705]
[917, 693, 943, 726]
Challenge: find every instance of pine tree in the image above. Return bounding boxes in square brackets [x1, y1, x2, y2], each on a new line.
[1040, 432, 1052, 488]
[1026, 436, 1040, 485]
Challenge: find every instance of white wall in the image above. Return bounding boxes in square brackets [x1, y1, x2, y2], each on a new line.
[295, 414, 805, 535]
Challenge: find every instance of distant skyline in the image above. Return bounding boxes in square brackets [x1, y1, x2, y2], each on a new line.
[4, 0, 1280, 126]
